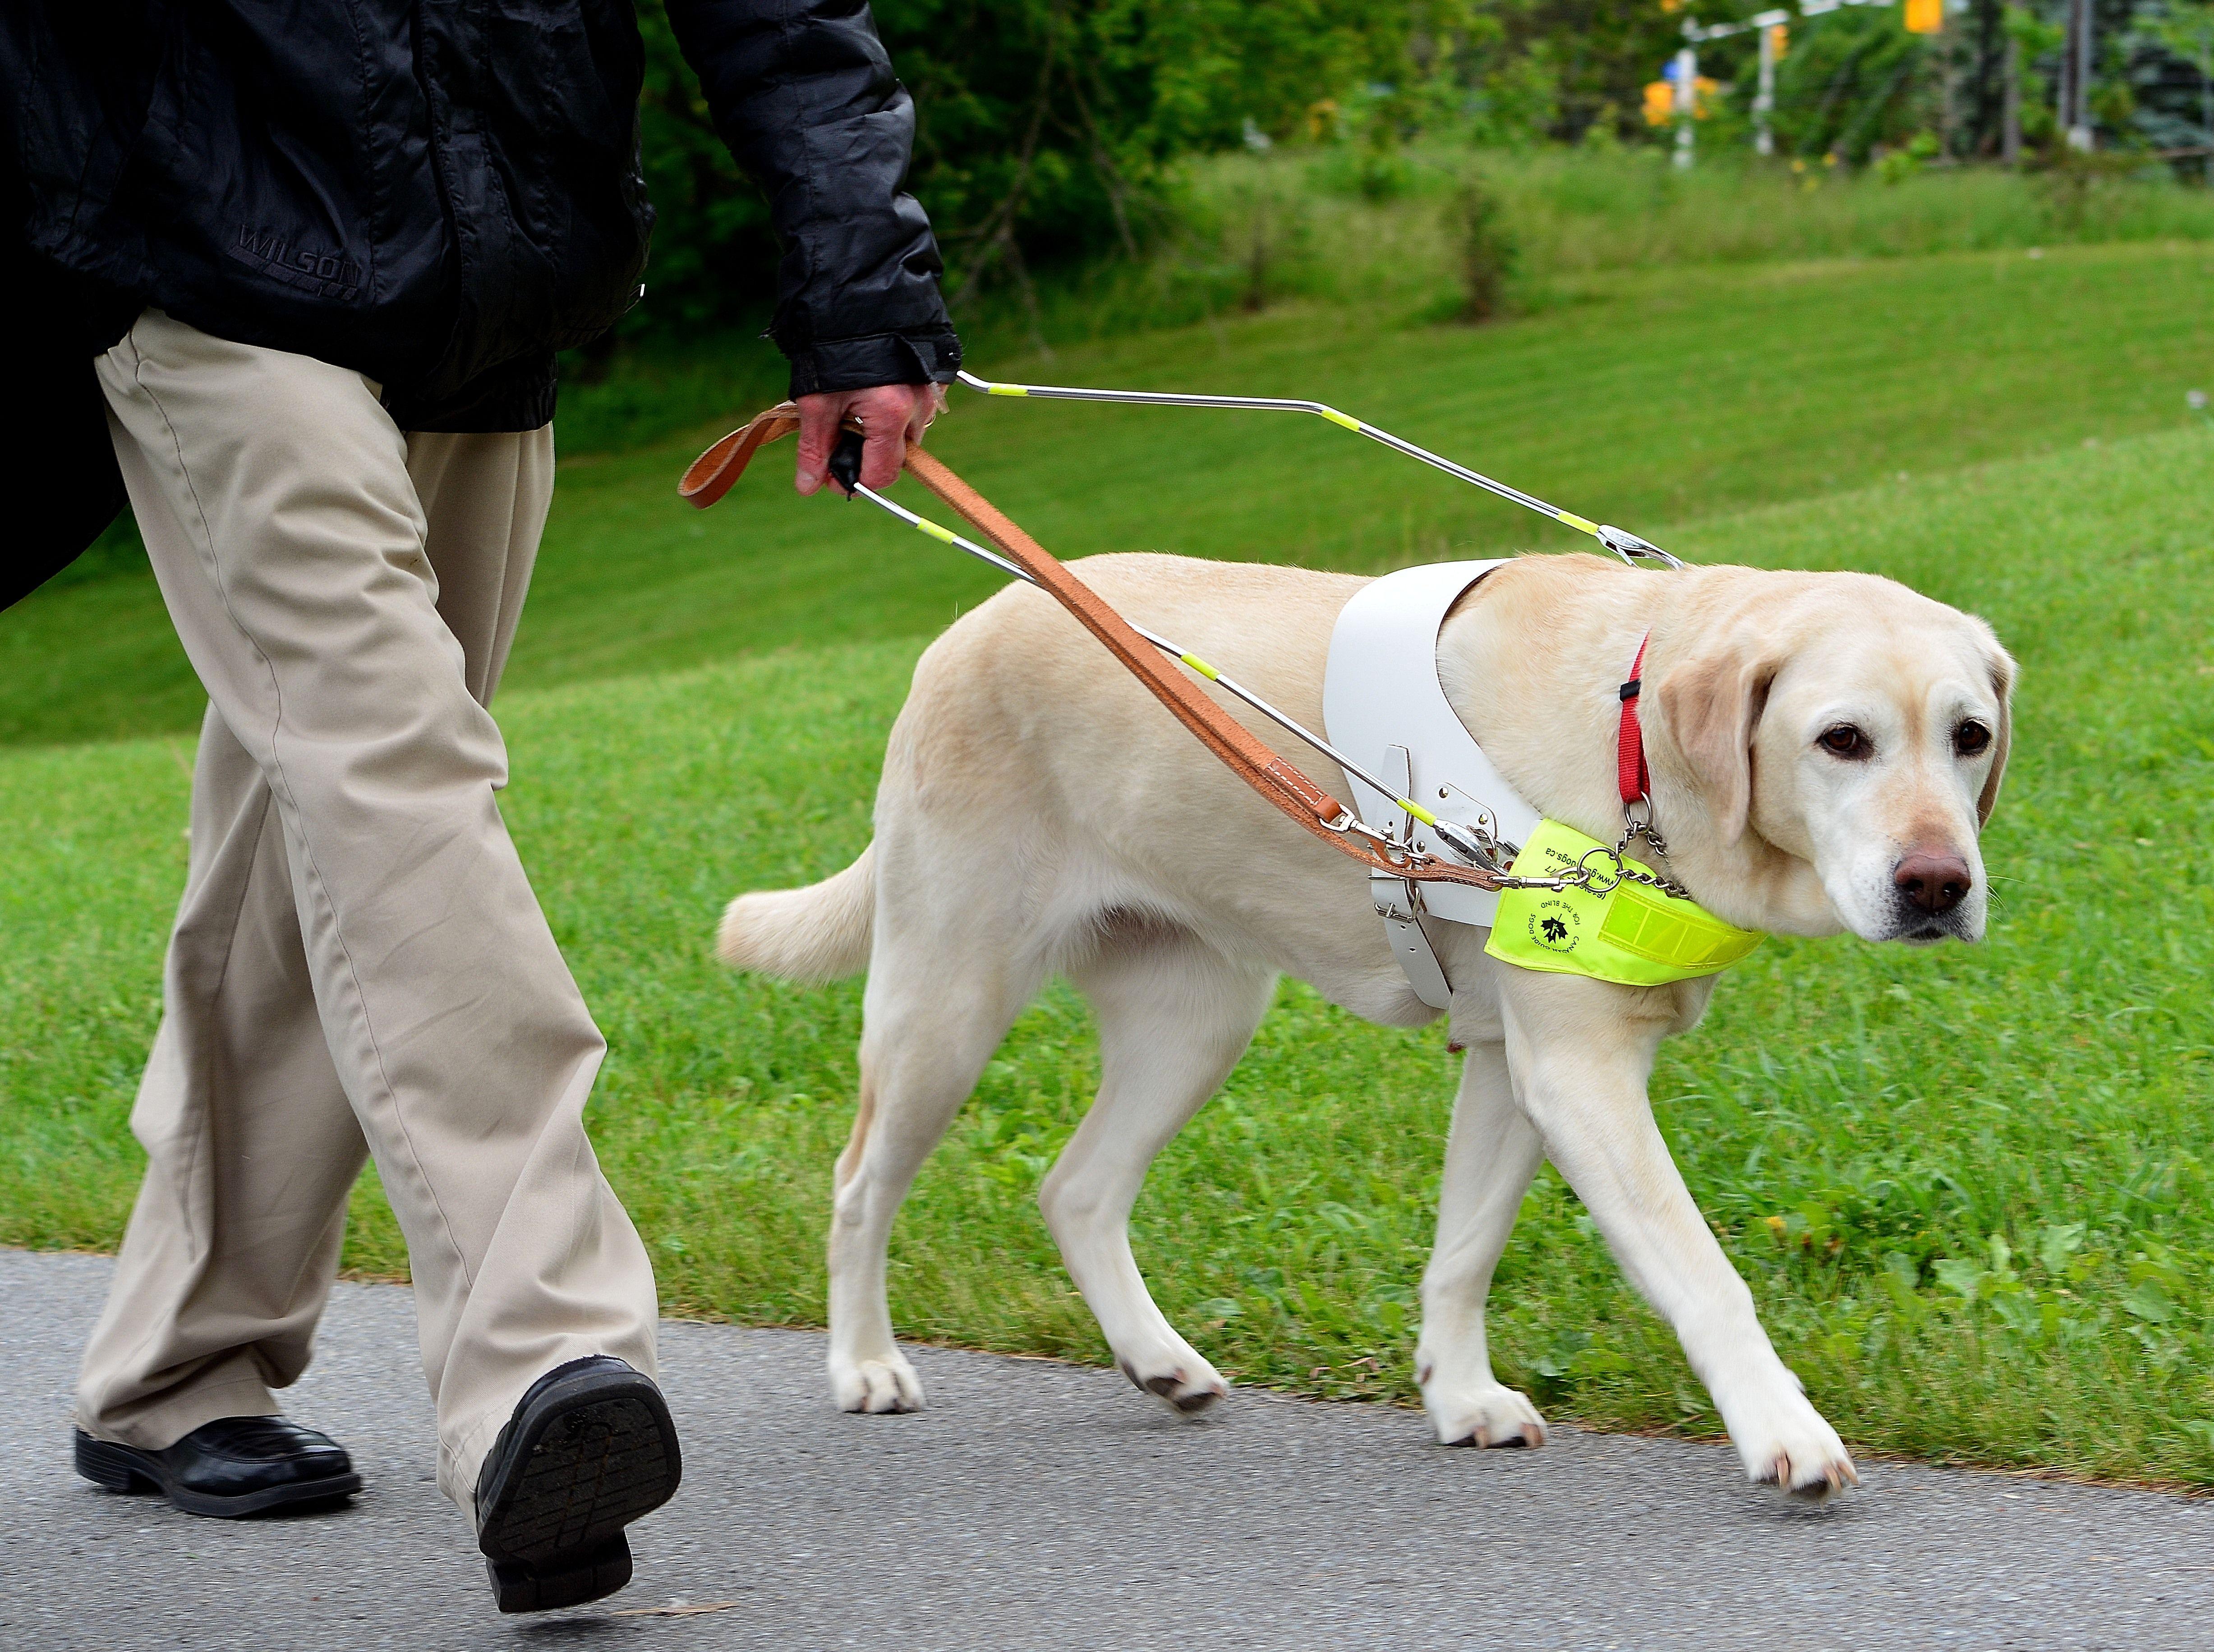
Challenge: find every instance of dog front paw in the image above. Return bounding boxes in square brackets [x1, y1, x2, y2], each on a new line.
[830, 1352, 925, 1415]
[1421, 1377, 1548, 1449]
[1724, 1384, 1857, 1500]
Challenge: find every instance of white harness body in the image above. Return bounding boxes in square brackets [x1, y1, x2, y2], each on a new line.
[1322, 560, 1542, 1010]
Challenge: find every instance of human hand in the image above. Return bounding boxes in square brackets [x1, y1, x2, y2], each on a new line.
[794, 382, 943, 496]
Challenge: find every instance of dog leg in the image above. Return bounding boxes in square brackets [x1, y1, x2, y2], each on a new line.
[1498, 971, 1858, 1499]
[1416, 1040, 1550, 1449]
[1049, 926, 1276, 1415]
[828, 945, 1039, 1415]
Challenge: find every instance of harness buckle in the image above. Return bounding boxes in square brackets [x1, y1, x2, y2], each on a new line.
[1370, 873, 1421, 924]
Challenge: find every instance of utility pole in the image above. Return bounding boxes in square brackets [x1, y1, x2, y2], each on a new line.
[2056, 0, 2073, 147]
[1674, 41, 1698, 169]
[2002, 27, 2022, 166]
[2063, 0, 2094, 151]
[2202, 26, 2212, 185]
[1940, 4, 1956, 158]
[1756, 22, 1782, 156]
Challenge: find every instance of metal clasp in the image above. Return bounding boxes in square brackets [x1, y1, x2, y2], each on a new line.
[1596, 525, 1685, 571]
[1572, 844, 1627, 897]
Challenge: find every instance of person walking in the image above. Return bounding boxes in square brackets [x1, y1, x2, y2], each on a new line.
[3, 0, 957, 1615]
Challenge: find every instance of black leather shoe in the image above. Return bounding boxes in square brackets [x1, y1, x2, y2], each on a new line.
[474, 1356, 681, 1614]
[75, 1416, 361, 1517]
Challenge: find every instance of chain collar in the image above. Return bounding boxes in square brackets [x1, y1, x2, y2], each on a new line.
[1356, 809, 1694, 901]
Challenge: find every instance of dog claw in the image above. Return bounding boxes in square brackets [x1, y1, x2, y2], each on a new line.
[1810, 1460, 1859, 1498]
[1450, 1422, 1541, 1449]
[1763, 1450, 1858, 1501]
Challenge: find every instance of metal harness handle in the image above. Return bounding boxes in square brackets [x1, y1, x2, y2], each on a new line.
[680, 408, 1521, 893]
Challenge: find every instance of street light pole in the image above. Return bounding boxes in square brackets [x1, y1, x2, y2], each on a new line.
[1684, 2, 1870, 162]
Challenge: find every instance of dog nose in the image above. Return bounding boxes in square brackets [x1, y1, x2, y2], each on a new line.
[1894, 849, 1972, 914]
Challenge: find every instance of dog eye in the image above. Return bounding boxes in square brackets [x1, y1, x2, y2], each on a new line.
[1953, 720, 1992, 757]
[1817, 725, 1872, 760]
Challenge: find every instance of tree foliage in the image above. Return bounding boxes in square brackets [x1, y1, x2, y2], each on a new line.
[630, 0, 1469, 334]
[626, 0, 2214, 341]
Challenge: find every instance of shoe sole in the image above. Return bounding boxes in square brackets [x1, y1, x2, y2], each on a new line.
[74, 1432, 362, 1518]
[486, 1536, 635, 1613]
[476, 1369, 680, 1614]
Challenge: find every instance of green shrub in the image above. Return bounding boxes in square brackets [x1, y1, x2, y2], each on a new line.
[1448, 168, 1518, 323]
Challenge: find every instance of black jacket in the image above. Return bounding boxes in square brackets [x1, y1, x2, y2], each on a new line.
[3, 0, 958, 605]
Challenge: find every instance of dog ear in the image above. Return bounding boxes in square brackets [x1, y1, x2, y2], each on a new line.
[1975, 640, 2017, 828]
[1653, 646, 1777, 847]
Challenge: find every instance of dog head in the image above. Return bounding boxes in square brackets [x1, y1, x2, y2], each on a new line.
[1651, 572, 2014, 944]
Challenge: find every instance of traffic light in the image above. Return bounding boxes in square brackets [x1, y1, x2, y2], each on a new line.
[1643, 80, 1676, 126]
[1904, 0, 1942, 32]
[1766, 23, 1789, 58]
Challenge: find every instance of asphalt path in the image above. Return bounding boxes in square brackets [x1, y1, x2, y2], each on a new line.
[7, 1249, 2211, 1651]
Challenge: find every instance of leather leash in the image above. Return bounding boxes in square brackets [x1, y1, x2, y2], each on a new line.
[679, 405, 1514, 895]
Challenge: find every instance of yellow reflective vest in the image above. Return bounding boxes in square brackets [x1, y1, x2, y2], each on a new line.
[1485, 818, 1763, 987]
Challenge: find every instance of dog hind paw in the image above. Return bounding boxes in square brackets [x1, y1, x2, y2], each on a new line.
[831, 1354, 925, 1415]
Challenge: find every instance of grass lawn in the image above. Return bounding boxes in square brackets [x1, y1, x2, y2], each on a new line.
[4, 246, 2211, 1484]
[7, 239, 2212, 745]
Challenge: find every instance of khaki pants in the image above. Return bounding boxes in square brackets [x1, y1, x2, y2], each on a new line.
[77, 311, 659, 1512]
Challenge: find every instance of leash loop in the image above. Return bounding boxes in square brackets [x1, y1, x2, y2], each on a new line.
[682, 405, 1527, 896]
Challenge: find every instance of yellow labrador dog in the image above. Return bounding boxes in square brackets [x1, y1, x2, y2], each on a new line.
[719, 550, 2014, 1500]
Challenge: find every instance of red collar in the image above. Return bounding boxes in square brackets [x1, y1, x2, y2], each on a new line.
[1617, 635, 1650, 808]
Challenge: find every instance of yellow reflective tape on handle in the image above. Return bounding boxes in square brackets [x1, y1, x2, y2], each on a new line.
[1320, 409, 1362, 431]
[1178, 652, 1220, 682]
[1556, 512, 1599, 537]
[987, 383, 1029, 396]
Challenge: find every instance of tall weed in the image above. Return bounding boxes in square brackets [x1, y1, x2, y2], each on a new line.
[564, 142, 2214, 456]
[943, 143, 2214, 350]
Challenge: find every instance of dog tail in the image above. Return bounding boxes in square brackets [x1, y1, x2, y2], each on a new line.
[716, 846, 876, 983]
